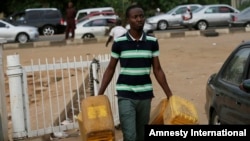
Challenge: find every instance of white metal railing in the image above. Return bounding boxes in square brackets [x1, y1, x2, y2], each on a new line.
[6, 54, 119, 139]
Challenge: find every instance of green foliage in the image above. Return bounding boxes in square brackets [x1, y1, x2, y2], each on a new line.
[0, 0, 247, 18]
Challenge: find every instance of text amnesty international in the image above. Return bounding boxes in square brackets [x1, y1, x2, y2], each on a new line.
[149, 129, 246, 138]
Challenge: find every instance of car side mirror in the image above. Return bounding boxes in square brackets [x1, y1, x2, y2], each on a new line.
[240, 79, 250, 92]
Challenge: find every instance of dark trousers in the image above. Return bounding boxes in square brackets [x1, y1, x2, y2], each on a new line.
[65, 20, 75, 39]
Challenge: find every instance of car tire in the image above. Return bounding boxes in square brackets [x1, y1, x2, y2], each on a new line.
[42, 25, 55, 36]
[16, 33, 29, 43]
[82, 33, 95, 39]
[210, 111, 221, 125]
[196, 21, 208, 30]
[157, 20, 168, 30]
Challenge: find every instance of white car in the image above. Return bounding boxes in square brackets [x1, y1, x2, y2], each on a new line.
[146, 4, 202, 30]
[75, 16, 117, 39]
[0, 20, 39, 43]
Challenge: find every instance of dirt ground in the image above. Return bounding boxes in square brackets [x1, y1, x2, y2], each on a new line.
[2, 32, 250, 140]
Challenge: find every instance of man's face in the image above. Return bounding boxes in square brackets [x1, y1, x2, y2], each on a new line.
[127, 7, 145, 31]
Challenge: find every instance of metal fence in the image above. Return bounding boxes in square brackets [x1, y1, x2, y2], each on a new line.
[5, 53, 119, 139]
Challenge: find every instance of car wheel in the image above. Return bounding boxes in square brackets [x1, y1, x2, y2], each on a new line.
[82, 33, 95, 39]
[157, 20, 168, 30]
[197, 21, 208, 30]
[210, 111, 221, 125]
[16, 33, 29, 43]
[42, 25, 55, 36]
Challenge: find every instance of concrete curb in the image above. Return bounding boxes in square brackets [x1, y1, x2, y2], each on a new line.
[3, 27, 250, 50]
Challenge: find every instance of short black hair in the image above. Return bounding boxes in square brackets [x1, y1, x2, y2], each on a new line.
[125, 4, 143, 18]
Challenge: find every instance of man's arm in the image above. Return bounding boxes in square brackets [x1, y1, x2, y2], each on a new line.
[98, 57, 118, 95]
[105, 36, 113, 47]
[152, 56, 173, 99]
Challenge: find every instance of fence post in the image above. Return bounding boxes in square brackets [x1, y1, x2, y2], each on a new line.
[0, 39, 8, 141]
[6, 54, 26, 138]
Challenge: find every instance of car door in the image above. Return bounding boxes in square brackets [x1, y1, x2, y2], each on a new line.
[168, 6, 186, 26]
[89, 19, 108, 36]
[218, 47, 250, 124]
[0, 21, 14, 41]
[203, 6, 224, 27]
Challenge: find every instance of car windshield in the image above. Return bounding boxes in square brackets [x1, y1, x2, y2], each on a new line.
[166, 7, 178, 14]
[193, 6, 205, 13]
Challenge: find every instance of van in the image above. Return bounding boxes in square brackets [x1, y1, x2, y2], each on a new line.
[4, 8, 65, 36]
[75, 7, 115, 21]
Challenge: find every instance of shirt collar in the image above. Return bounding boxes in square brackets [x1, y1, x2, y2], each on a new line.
[126, 32, 146, 41]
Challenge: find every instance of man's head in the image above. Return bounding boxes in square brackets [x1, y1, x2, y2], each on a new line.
[125, 5, 145, 32]
[68, 2, 73, 8]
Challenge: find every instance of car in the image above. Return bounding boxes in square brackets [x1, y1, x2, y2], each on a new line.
[75, 7, 115, 22]
[0, 19, 39, 43]
[146, 4, 202, 30]
[183, 4, 240, 30]
[4, 8, 66, 36]
[229, 6, 250, 28]
[74, 16, 117, 39]
[205, 40, 250, 125]
[77, 11, 118, 24]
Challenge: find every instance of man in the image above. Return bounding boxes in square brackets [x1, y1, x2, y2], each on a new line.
[98, 5, 173, 141]
[105, 18, 127, 47]
[65, 1, 76, 40]
[183, 6, 193, 30]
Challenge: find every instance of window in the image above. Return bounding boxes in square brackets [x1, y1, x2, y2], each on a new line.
[26, 11, 41, 19]
[44, 10, 60, 19]
[91, 19, 106, 26]
[0, 22, 5, 27]
[221, 48, 250, 85]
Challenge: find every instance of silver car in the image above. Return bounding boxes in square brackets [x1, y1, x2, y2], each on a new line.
[0, 20, 39, 43]
[229, 6, 250, 28]
[146, 4, 202, 30]
[183, 4, 240, 30]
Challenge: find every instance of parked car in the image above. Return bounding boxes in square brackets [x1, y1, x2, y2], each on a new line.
[205, 40, 250, 124]
[0, 20, 39, 43]
[75, 7, 115, 22]
[183, 4, 240, 30]
[146, 4, 202, 30]
[229, 6, 250, 28]
[4, 8, 66, 36]
[77, 11, 118, 24]
[74, 16, 117, 39]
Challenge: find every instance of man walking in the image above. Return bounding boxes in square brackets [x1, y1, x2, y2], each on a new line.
[65, 1, 76, 40]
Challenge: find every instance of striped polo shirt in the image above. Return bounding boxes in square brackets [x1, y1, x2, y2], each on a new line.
[111, 32, 159, 100]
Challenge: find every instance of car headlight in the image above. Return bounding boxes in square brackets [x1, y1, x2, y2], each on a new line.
[146, 18, 156, 23]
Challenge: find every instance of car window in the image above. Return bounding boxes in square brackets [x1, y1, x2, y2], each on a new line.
[205, 7, 218, 13]
[91, 19, 107, 26]
[219, 6, 233, 13]
[175, 7, 187, 14]
[78, 12, 88, 20]
[43, 10, 59, 19]
[0, 22, 5, 27]
[26, 11, 41, 19]
[221, 48, 250, 85]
